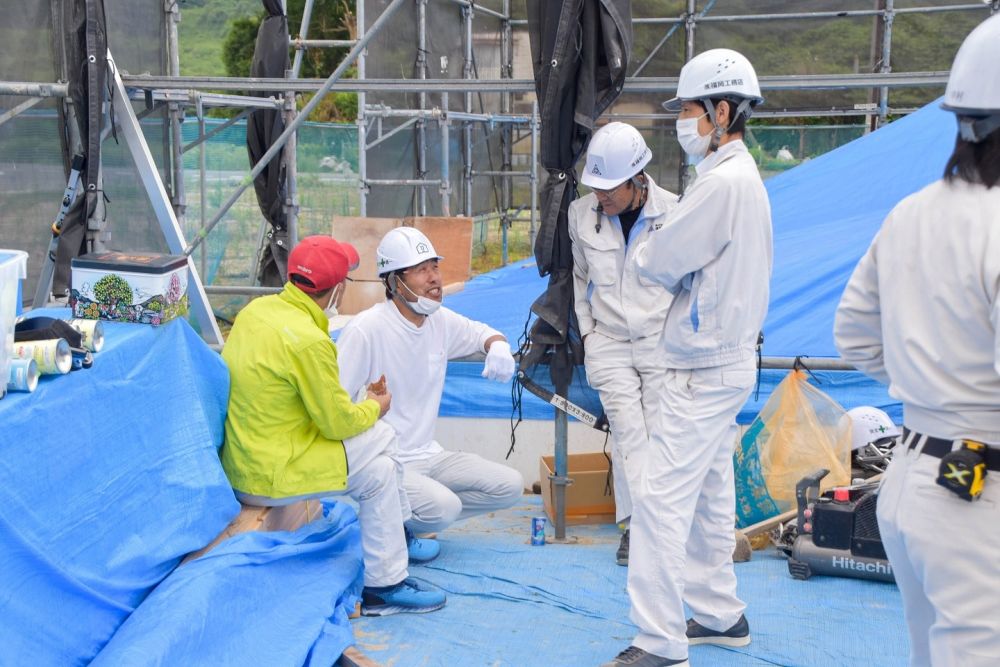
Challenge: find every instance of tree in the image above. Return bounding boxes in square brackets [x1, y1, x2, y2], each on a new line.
[221, 0, 358, 121]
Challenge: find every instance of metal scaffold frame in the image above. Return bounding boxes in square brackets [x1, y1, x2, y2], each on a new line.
[1, 0, 997, 306]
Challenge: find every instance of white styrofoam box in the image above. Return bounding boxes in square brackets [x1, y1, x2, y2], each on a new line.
[70, 252, 189, 325]
[0, 250, 29, 396]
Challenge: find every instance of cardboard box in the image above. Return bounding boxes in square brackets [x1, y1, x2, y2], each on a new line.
[70, 251, 188, 325]
[0, 250, 28, 396]
[337, 279, 386, 316]
[403, 216, 473, 285]
[330, 216, 401, 281]
[539, 452, 616, 525]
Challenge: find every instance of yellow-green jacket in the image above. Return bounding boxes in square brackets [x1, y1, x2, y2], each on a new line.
[221, 282, 380, 497]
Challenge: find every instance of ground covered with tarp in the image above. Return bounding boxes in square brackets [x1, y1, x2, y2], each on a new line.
[352, 495, 907, 666]
[0, 313, 363, 666]
[439, 98, 961, 425]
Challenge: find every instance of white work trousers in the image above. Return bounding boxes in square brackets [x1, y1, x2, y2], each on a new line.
[402, 450, 524, 533]
[237, 420, 411, 589]
[877, 432, 1000, 667]
[584, 332, 667, 523]
[628, 358, 756, 660]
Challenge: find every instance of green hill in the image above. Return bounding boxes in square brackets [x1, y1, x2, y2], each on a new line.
[177, 0, 261, 76]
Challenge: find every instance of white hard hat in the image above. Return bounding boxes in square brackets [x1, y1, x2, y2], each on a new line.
[941, 14, 1000, 142]
[662, 48, 764, 113]
[847, 406, 900, 451]
[376, 227, 443, 276]
[580, 122, 652, 190]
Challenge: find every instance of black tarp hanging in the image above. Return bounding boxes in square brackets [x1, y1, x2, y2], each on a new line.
[519, 0, 631, 396]
[247, 0, 291, 287]
[53, 0, 109, 295]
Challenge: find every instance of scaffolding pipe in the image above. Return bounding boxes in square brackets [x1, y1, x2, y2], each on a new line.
[290, 0, 317, 78]
[283, 85, 299, 247]
[367, 178, 444, 186]
[472, 170, 530, 177]
[463, 6, 474, 217]
[879, 0, 895, 124]
[500, 0, 513, 263]
[444, 0, 507, 21]
[357, 0, 367, 217]
[529, 100, 538, 247]
[0, 82, 68, 97]
[291, 39, 357, 48]
[197, 95, 208, 282]
[366, 115, 421, 150]
[632, 4, 986, 23]
[181, 108, 253, 153]
[0, 96, 44, 128]
[417, 0, 429, 216]
[185, 0, 407, 257]
[441, 91, 451, 216]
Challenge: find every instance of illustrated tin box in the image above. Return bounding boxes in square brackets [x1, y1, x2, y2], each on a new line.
[70, 252, 188, 325]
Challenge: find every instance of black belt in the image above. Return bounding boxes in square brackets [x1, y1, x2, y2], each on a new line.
[903, 427, 1000, 472]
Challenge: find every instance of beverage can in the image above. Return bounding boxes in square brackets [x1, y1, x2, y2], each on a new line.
[14, 338, 72, 375]
[7, 357, 39, 392]
[531, 516, 547, 546]
[67, 319, 105, 352]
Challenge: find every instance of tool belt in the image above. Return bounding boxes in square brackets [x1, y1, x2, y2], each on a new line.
[904, 427, 998, 501]
[904, 428, 1000, 472]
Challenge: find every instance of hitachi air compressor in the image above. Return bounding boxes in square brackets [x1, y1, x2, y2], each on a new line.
[784, 469, 894, 583]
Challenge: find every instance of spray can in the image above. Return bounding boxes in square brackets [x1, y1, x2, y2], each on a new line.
[7, 358, 39, 392]
[531, 516, 547, 546]
[14, 338, 72, 375]
[67, 319, 105, 352]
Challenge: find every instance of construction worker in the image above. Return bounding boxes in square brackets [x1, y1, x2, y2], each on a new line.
[571, 122, 679, 565]
[336, 227, 524, 537]
[835, 15, 1000, 666]
[604, 49, 772, 667]
[221, 235, 446, 617]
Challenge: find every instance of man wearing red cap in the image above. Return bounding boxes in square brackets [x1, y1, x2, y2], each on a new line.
[221, 235, 446, 616]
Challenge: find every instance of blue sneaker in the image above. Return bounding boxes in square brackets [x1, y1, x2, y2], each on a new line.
[405, 527, 441, 563]
[360, 577, 447, 616]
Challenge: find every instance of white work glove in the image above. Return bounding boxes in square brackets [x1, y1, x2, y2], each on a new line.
[482, 340, 516, 383]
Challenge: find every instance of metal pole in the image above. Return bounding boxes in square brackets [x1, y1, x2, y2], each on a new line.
[879, 0, 895, 125]
[291, 0, 317, 78]
[358, 0, 368, 217]
[529, 100, 538, 248]
[553, 408, 569, 541]
[681, 0, 697, 193]
[197, 94, 208, 283]
[462, 5, 474, 217]
[440, 92, 451, 216]
[283, 84, 299, 247]
[166, 0, 186, 227]
[185, 0, 408, 256]
[417, 0, 429, 216]
[500, 0, 512, 265]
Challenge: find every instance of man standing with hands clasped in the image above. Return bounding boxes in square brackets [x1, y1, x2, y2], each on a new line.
[604, 49, 772, 667]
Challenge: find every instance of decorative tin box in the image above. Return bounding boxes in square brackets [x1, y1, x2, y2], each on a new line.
[70, 252, 189, 325]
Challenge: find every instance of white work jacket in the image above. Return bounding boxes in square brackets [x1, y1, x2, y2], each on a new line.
[569, 176, 679, 342]
[835, 178, 1000, 443]
[635, 140, 773, 369]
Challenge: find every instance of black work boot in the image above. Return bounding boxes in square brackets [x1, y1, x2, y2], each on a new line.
[616, 528, 630, 566]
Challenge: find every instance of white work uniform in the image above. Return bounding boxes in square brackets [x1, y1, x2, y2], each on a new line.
[835, 177, 1000, 666]
[337, 301, 524, 533]
[629, 140, 772, 660]
[236, 420, 411, 588]
[568, 177, 678, 522]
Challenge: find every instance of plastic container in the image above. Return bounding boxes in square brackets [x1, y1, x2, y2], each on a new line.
[0, 250, 29, 398]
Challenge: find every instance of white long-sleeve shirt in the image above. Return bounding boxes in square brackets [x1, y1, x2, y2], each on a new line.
[835, 178, 1000, 442]
[568, 176, 679, 342]
[634, 140, 773, 369]
[336, 301, 500, 462]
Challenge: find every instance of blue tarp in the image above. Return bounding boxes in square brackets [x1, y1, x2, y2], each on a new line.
[439, 100, 960, 424]
[0, 313, 362, 666]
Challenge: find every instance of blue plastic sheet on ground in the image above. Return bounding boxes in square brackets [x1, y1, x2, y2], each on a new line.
[0, 312, 239, 665]
[353, 495, 908, 666]
[438, 100, 957, 424]
[92, 502, 364, 667]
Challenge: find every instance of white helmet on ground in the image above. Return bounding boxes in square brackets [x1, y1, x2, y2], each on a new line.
[941, 14, 1000, 143]
[847, 406, 900, 476]
[376, 227, 443, 276]
[663, 48, 764, 114]
[847, 406, 900, 451]
[580, 122, 652, 190]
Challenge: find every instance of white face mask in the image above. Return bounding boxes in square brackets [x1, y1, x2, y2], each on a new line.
[676, 114, 712, 160]
[397, 277, 441, 316]
[323, 285, 342, 319]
